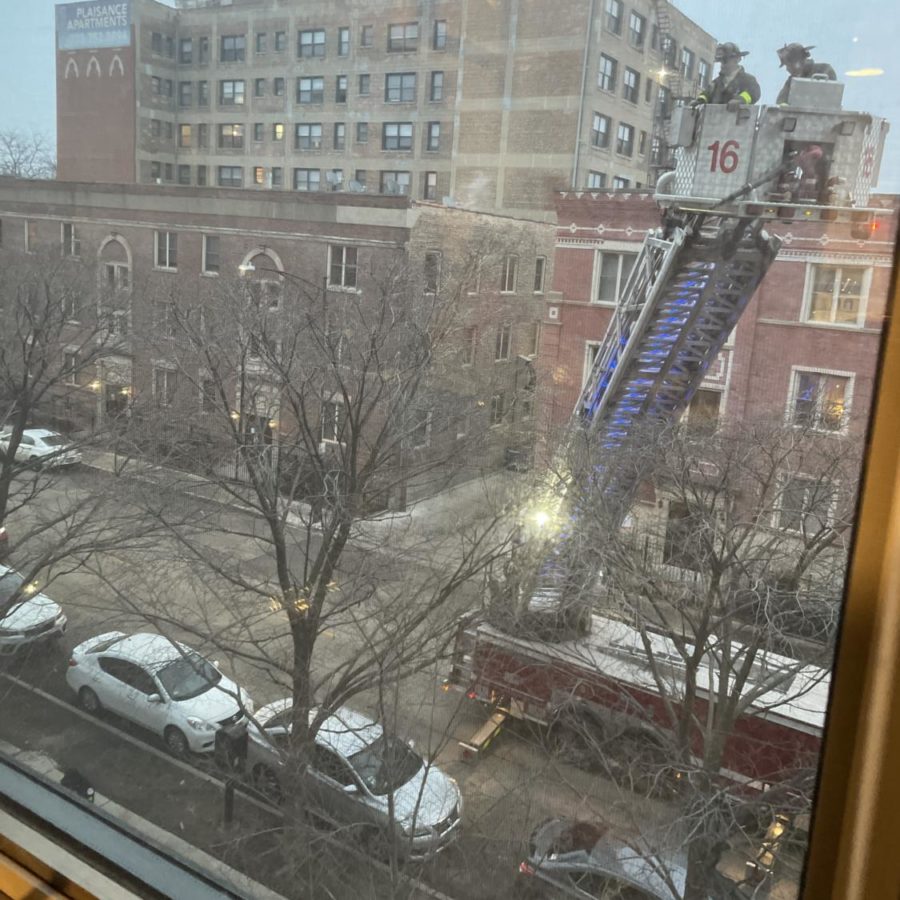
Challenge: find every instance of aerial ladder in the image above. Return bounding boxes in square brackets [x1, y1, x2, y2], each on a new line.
[456, 82, 889, 757]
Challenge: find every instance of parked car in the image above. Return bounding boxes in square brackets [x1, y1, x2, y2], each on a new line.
[518, 818, 692, 900]
[0, 565, 67, 656]
[246, 699, 462, 858]
[0, 428, 82, 467]
[66, 632, 252, 755]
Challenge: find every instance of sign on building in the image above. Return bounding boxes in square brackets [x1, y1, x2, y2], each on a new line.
[56, 1, 132, 51]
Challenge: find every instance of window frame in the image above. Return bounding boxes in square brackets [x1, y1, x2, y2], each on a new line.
[787, 366, 855, 434]
[495, 322, 512, 361]
[387, 22, 418, 53]
[219, 34, 246, 63]
[201, 234, 220, 276]
[154, 231, 178, 271]
[802, 262, 872, 328]
[328, 245, 359, 290]
[592, 248, 637, 305]
[293, 168, 321, 192]
[598, 54, 618, 92]
[382, 122, 414, 151]
[298, 29, 326, 59]
[501, 255, 519, 294]
[297, 76, 325, 104]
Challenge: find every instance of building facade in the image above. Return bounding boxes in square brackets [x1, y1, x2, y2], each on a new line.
[55, 0, 716, 215]
[0, 178, 553, 502]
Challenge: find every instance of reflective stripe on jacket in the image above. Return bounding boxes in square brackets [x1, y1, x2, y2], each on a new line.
[696, 67, 761, 105]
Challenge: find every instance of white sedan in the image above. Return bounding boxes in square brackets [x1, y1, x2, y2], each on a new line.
[0, 428, 82, 467]
[0, 565, 67, 655]
[66, 632, 253, 755]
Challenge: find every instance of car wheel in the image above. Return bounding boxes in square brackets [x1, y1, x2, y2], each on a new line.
[252, 764, 283, 804]
[78, 687, 101, 715]
[164, 726, 190, 757]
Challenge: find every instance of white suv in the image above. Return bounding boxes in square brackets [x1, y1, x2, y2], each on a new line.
[0, 428, 82, 467]
[0, 565, 67, 655]
[66, 631, 253, 755]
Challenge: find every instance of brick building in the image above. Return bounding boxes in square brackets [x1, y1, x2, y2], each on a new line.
[0, 177, 553, 503]
[539, 190, 898, 440]
[55, 0, 715, 215]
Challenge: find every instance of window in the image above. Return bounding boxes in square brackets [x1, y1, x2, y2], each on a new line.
[385, 72, 417, 102]
[321, 400, 345, 443]
[778, 475, 836, 534]
[219, 79, 245, 105]
[495, 323, 512, 361]
[298, 29, 325, 58]
[333, 123, 346, 150]
[791, 370, 851, 432]
[254, 78, 266, 97]
[338, 27, 350, 56]
[273, 122, 284, 141]
[533, 257, 546, 293]
[295, 123, 322, 151]
[356, 122, 369, 143]
[645, 77, 653, 103]
[271, 167, 283, 187]
[274, 77, 285, 96]
[179, 38, 192, 63]
[335, 74, 348, 102]
[424, 171, 438, 200]
[388, 22, 418, 52]
[178, 81, 192, 106]
[424, 251, 441, 294]
[354, 170, 367, 188]
[681, 47, 696, 80]
[663, 502, 703, 571]
[200, 378, 218, 413]
[623, 67, 640, 103]
[587, 170, 606, 189]
[433, 20, 447, 50]
[595, 251, 636, 303]
[612, 175, 630, 189]
[151, 75, 162, 97]
[164, 121, 173, 141]
[165, 36, 174, 58]
[490, 393, 506, 426]
[382, 122, 413, 150]
[685, 388, 721, 431]
[155, 231, 177, 270]
[410, 410, 432, 449]
[63, 350, 78, 385]
[426, 122, 440, 151]
[294, 168, 320, 192]
[178, 124, 192, 147]
[196, 165, 207, 186]
[329, 245, 358, 288]
[220, 34, 246, 62]
[151, 31, 162, 54]
[628, 12, 645, 48]
[358, 73, 371, 95]
[380, 171, 410, 194]
[202, 235, 220, 274]
[662, 36, 677, 68]
[150, 117, 161, 138]
[177, 164, 191, 185]
[197, 80, 209, 106]
[501, 255, 518, 293]
[616, 122, 635, 156]
[149, 160, 161, 180]
[61, 223, 80, 258]
[297, 77, 324, 103]
[605, 0, 623, 34]
[598, 54, 617, 92]
[658, 85, 672, 118]
[698, 59, 710, 90]
[275, 31, 286, 52]
[430, 71, 444, 101]
[164, 162, 173, 182]
[462, 327, 477, 365]
[523, 321, 541, 357]
[104, 261, 129, 292]
[153, 366, 179, 407]
[361, 25, 374, 47]
[638, 130, 647, 156]
[806, 265, 869, 326]
[218, 124, 244, 148]
[198, 35, 209, 63]
[217, 166, 242, 187]
[591, 112, 611, 149]
[194, 124, 207, 148]
[253, 122, 264, 142]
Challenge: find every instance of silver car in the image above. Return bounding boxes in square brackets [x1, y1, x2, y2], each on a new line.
[0, 565, 67, 655]
[246, 699, 462, 858]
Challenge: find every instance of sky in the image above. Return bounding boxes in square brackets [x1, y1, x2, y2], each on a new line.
[0, 0, 897, 191]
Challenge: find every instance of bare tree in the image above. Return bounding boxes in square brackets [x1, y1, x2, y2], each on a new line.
[0, 130, 56, 180]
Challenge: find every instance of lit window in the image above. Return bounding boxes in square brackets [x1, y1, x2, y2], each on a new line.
[217, 123, 244, 148]
[791, 370, 852, 432]
[805, 265, 869, 326]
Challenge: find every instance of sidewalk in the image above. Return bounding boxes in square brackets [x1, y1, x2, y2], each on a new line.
[81, 449, 524, 568]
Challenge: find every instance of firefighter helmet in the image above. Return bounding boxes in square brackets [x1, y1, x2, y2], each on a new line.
[778, 43, 815, 67]
[715, 42, 749, 62]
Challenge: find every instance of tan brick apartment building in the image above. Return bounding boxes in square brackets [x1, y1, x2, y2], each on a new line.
[0, 177, 553, 501]
[539, 191, 898, 439]
[55, 0, 715, 215]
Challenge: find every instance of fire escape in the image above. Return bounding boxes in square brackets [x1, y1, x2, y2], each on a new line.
[647, 0, 683, 183]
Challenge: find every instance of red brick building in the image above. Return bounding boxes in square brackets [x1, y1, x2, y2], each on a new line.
[538, 191, 899, 442]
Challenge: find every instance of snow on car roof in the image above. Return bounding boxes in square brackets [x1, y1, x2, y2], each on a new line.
[110, 632, 195, 668]
[256, 698, 383, 755]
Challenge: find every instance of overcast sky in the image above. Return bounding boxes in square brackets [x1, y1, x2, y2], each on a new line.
[0, 0, 896, 191]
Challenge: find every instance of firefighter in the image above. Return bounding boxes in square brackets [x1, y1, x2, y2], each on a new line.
[776, 43, 837, 105]
[691, 42, 761, 109]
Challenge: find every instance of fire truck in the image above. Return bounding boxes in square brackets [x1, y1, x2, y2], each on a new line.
[444, 80, 888, 783]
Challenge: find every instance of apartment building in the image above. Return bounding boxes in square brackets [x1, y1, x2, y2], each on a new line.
[55, 0, 716, 216]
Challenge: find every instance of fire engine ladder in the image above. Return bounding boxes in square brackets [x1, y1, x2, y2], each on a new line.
[575, 214, 781, 513]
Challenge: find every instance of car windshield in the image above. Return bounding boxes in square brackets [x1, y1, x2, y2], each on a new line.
[348, 735, 422, 796]
[156, 652, 221, 701]
[39, 434, 68, 447]
[0, 570, 26, 617]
